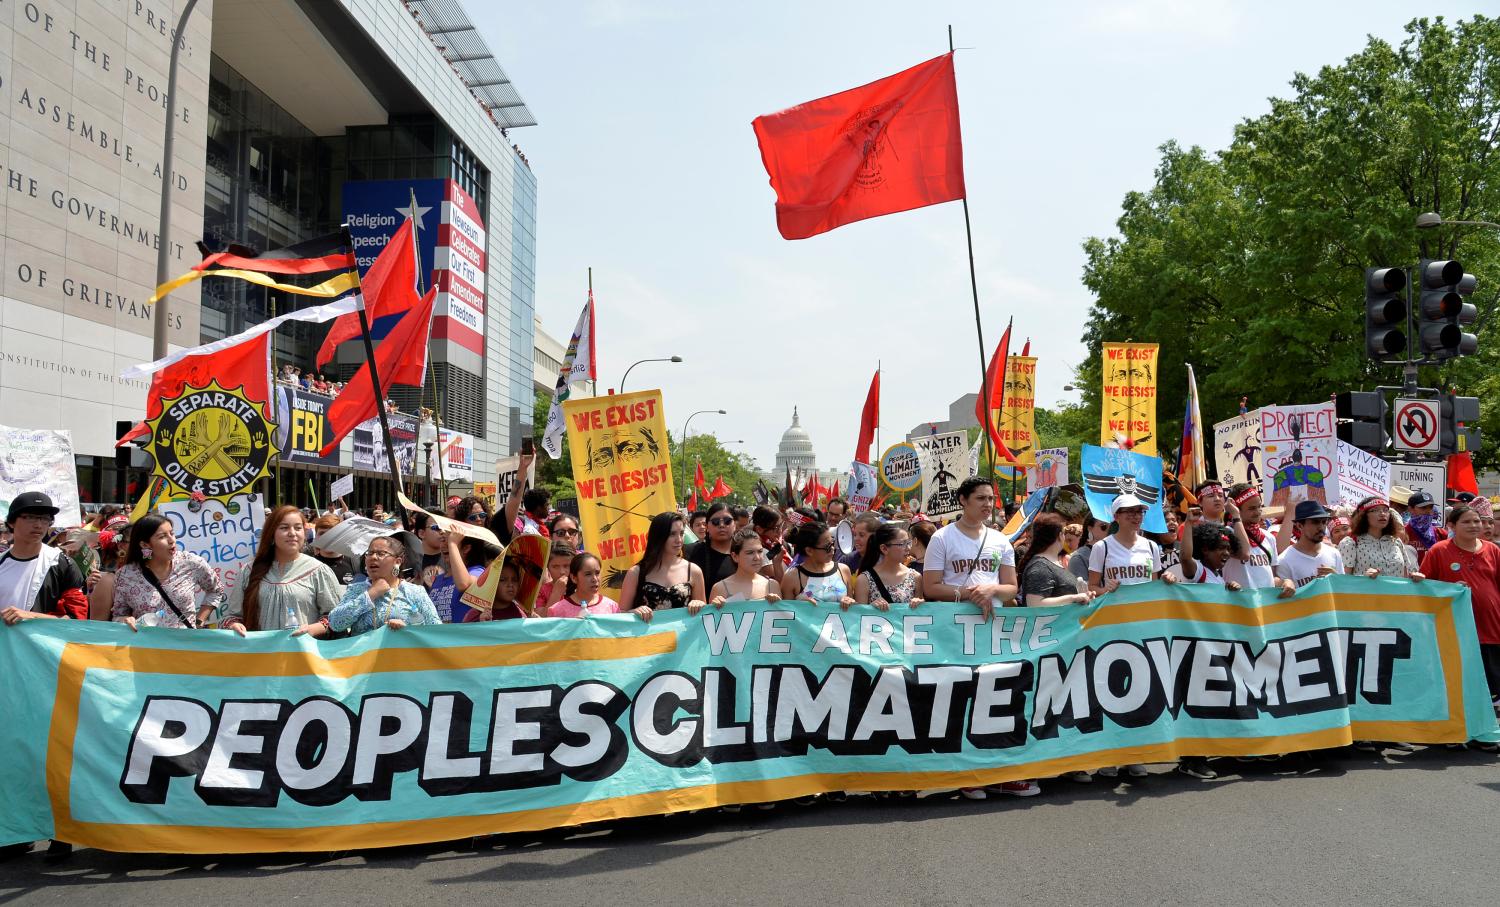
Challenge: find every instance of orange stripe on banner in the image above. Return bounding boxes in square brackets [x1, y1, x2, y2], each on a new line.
[51, 724, 1473, 854]
[1080, 590, 1450, 629]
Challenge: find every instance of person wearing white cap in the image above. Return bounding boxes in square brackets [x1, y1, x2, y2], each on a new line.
[1086, 492, 1176, 779]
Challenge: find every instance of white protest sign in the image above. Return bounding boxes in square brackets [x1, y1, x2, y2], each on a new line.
[0, 426, 82, 528]
[1213, 411, 1262, 489]
[1335, 441, 1390, 504]
[429, 428, 475, 481]
[330, 473, 355, 502]
[1391, 462, 1446, 517]
[313, 516, 393, 561]
[1027, 448, 1070, 492]
[158, 493, 266, 608]
[913, 431, 971, 521]
[1260, 403, 1341, 506]
[495, 456, 538, 505]
[847, 461, 877, 513]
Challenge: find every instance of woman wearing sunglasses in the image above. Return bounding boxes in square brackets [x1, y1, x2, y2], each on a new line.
[779, 521, 855, 606]
[320, 533, 441, 636]
[688, 502, 738, 589]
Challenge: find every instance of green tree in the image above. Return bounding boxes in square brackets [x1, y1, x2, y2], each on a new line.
[1081, 16, 1500, 469]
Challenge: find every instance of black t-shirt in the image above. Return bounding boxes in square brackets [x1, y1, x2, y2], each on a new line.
[688, 542, 735, 589]
[1021, 556, 1084, 603]
[314, 553, 358, 585]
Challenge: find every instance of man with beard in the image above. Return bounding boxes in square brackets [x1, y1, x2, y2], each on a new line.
[1275, 501, 1344, 591]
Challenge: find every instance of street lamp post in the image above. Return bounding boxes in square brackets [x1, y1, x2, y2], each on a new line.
[1416, 212, 1500, 231]
[620, 356, 682, 392]
[152, 0, 201, 359]
[680, 409, 726, 500]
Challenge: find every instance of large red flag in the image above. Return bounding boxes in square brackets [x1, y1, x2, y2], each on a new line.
[752, 53, 965, 240]
[854, 369, 879, 464]
[694, 460, 707, 495]
[975, 319, 1019, 466]
[708, 476, 733, 500]
[319, 287, 437, 456]
[1448, 453, 1479, 496]
[316, 219, 418, 368]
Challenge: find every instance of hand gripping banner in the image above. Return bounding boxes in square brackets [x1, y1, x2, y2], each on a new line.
[2, 576, 1495, 853]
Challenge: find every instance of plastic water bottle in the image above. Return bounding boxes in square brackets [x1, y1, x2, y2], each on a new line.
[138, 608, 166, 628]
[284, 605, 298, 630]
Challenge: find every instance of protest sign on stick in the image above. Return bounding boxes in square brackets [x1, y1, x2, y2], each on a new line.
[1099, 343, 1158, 455]
[1027, 448, 1069, 492]
[0, 426, 82, 528]
[1260, 403, 1340, 506]
[1213, 412, 1262, 489]
[912, 431, 970, 520]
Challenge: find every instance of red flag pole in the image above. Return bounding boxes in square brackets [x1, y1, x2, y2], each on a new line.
[950, 25, 996, 490]
[341, 223, 404, 499]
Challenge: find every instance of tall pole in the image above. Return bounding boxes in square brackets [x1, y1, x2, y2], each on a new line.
[410, 189, 447, 493]
[341, 225, 404, 497]
[950, 25, 997, 488]
[152, 0, 201, 360]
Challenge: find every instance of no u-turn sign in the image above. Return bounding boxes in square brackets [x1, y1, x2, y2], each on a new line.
[1393, 398, 1440, 453]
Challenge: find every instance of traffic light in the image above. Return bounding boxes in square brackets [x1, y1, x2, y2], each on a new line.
[1417, 259, 1478, 359]
[1336, 390, 1388, 452]
[1440, 395, 1481, 455]
[1364, 267, 1408, 359]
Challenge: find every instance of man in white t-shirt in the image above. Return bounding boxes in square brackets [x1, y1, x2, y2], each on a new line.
[1275, 500, 1344, 591]
[922, 478, 1017, 619]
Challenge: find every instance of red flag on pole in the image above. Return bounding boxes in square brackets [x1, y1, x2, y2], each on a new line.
[319, 287, 437, 456]
[854, 369, 880, 464]
[694, 460, 707, 494]
[830, 479, 841, 500]
[708, 476, 732, 500]
[686, 488, 699, 512]
[1448, 453, 1479, 496]
[316, 219, 418, 368]
[975, 318, 1019, 466]
[752, 53, 965, 240]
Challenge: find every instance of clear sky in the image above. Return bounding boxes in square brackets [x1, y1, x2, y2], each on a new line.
[474, 1, 1480, 473]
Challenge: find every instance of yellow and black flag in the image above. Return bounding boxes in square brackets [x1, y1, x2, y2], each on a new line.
[150, 232, 359, 303]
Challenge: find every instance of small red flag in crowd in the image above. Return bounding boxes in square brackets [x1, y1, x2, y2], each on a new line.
[854, 369, 880, 464]
[708, 476, 733, 500]
[976, 318, 1019, 466]
[752, 53, 965, 240]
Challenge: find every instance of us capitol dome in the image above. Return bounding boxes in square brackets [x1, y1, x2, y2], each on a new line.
[760, 407, 844, 494]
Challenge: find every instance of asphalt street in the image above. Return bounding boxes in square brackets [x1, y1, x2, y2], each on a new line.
[3, 746, 1498, 906]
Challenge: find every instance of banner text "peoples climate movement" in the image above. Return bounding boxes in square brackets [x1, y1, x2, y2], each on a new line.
[121, 610, 1411, 809]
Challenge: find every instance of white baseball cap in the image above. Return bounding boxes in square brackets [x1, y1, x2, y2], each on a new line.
[1110, 493, 1147, 515]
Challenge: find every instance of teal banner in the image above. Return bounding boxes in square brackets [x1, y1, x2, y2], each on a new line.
[3, 576, 1495, 853]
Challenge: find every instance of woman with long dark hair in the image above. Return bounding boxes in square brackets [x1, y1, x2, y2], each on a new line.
[1019, 513, 1093, 607]
[223, 505, 342, 636]
[1339, 496, 1423, 579]
[779, 521, 854, 605]
[619, 512, 705, 611]
[853, 524, 923, 610]
[112, 514, 224, 630]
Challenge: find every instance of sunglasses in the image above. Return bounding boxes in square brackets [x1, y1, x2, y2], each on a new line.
[553, 527, 580, 536]
[709, 517, 734, 526]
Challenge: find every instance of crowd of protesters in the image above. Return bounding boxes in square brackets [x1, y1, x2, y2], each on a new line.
[4, 450, 1500, 860]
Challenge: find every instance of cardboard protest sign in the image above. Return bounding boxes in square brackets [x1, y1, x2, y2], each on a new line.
[395, 491, 502, 548]
[999, 356, 1038, 466]
[1336, 441, 1390, 504]
[158, 494, 266, 611]
[1100, 343, 1158, 455]
[494, 455, 537, 509]
[847, 461, 877, 513]
[912, 431, 970, 521]
[1260, 403, 1340, 507]
[1080, 443, 1168, 533]
[563, 390, 674, 589]
[0, 426, 82, 528]
[460, 533, 551, 618]
[312, 516, 396, 561]
[329, 473, 355, 502]
[1213, 412, 1262, 489]
[1027, 447, 1069, 492]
